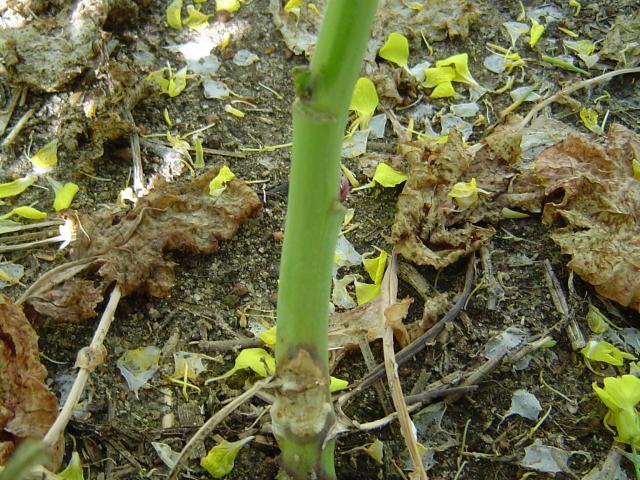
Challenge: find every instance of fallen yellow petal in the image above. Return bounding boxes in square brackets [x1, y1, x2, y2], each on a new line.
[209, 165, 236, 197]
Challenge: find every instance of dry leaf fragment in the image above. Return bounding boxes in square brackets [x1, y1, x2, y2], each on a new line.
[0, 294, 60, 467]
[534, 124, 640, 311]
[391, 121, 541, 268]
[24, 169, 262, 321]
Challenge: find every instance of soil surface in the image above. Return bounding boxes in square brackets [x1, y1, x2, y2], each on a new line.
[1, 0, 639, 479]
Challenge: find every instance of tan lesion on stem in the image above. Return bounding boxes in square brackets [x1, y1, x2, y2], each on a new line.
[271, 348, 335, 441]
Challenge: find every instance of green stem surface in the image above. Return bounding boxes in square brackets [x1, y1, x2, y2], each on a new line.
[273, 1, 378, 478]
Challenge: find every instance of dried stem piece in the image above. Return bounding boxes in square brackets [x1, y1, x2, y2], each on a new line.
[43, 284, 122, 447]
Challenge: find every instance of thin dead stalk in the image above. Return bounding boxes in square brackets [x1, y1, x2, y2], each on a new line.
[43, 284, 122, 447]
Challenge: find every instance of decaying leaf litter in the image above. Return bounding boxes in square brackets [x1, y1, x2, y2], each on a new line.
[1, 0, 640, 478]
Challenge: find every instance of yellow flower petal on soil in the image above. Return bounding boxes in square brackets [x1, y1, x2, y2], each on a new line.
[168, 67, 188, 97]
[559, 27, 579, 38]
[184, 5, 211, 30]
[166, 0, 183, 29]
[329, 376, 349, 392]
[435, 53, 478, 86]
[355, 281, 381, 305]
[366, 438, 384, 465]
[580, 107, 600, 134]
[633, 159, 640, 182]
[581, 340, 636, 366]
[0, 176, 35, 199]
[216, 0, 240, 13]
[349, 77, 378, 129]
[209, 165, 235, 197]
[431, 81, 456, 99]
[501, 207, 529, 219]
[225, 104, 245, 118]
[592, 375, 640, 446]
[355, 250, 388, 305]
[29, 139, 58, 171]
[145, 68, 170, 92]
[201, 437, 254, 478]
[363, 250, 388, 284]
[207, 348, 275, 383]
[378, 32, 409, 69]
[372, 163, 407, 187]
[448, 178, 489, 209]
[194, 137, 205, 168]
[259, 326, 276, 347]
[58, 451, 84, 480]
[284, 0, 302, 13]
[586, 304, 609, 334]
[569, 0, 581, 16]
[529, 18, 544, 48]
[0, 206, 47, 220]
[48, 178, 79, 212]
[423, 66, 456, 88]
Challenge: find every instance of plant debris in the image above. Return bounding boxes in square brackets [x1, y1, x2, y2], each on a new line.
[391, 120, 542, 268]
[22, 169, 262, 321]
[534, 124, 640, 311]
[0, 294, 60, 468]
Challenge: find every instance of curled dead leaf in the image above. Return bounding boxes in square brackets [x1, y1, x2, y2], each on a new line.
[535, 124, 640, 311]
[0, 294, 61, 468]
[23, 168, 262, 321]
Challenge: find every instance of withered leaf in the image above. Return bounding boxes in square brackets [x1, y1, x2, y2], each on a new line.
[24, 169, 262, 321]
[0, 294, 59, 465]
[391, 121, 542, 268]
[534, 124, 640, 311]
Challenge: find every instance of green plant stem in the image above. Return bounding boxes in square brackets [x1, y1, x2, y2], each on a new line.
[272, 1, 378, 478]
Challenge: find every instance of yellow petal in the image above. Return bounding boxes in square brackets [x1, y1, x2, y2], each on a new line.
[201, 437, 253, 478]
[430, 81, 456, 99]
[166, 0, 183, 29]
[529, 18, 545, 48]
[423, 66, 456, 88]
[579, 107, 601, 134]
[48, 178, 79, 212]
[363, 250, 388, 284]
[225, 104, 245, 117]
[146, 68, 170, 93]
[378, 32, 409, 69]
[581, 340, 636, 366]
[501, 207, 529, 219]
[448, 178, 489, 209]
[259, 326, 276, 347]
[57, 451, 84, 480]
[184, 5, 211, 30]
[435, 53, 478, 85]
[0, 206, 47, 220]
[284, 0, 302, 13]
[209, 165, 236, 197]
[216, 0, 240, 13]
[355, 281, 381, 305]
[372, 163, 407, 187]
[0, 176, 35, 199]
[168, 67, 188, 97]
[632, 159, 640, 182]
[29, 139, 58, 171]
[349, 77, 378, 129]
[329, 376, 349, 392]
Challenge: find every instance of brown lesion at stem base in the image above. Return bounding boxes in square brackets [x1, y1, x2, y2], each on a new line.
[271, 348, 336, 479]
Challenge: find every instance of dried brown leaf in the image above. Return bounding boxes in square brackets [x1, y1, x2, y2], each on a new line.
[0, 294, 59, 465]
[391, 122, 541, 268]
[24, 169, 262, 321]
[534, 124, 640, 311]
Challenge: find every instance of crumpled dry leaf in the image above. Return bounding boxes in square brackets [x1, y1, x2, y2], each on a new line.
[0, 294, 60, 467]
[24, 168, 262, 321]
[391, 120, 543, 268]
[534, 124, 640, 311]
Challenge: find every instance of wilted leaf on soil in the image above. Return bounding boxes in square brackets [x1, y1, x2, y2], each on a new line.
[0, 294, 59, 466]
[534, 125, 640, 311]
[600, 9, 640, 67]
[391, 121, 543, 269]
[24, 168, 262, 321]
